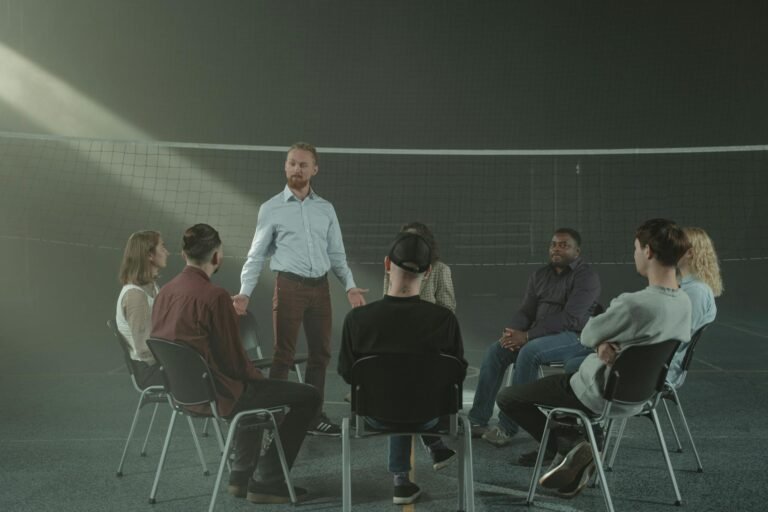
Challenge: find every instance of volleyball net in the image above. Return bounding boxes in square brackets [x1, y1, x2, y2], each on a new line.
[1, 131, 766, 266]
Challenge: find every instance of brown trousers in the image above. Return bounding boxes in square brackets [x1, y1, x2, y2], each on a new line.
[271, 274, 333, 401]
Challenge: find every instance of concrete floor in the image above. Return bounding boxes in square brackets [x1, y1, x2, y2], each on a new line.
[1, 311, 766, 512]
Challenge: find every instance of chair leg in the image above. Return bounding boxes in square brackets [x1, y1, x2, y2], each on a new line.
[460, 414, 476, 512]
[149, 410, 178, 504]
[662, 399, 684, 453]
[116, 393, 147, 477]
[210, 418, 231, 472]
[342, 417, 352, 512]
[293, 363, 305, 383]
[583, 417, 615, 512]
[187, 416, 210, 476]
[650, 408, 683, 506]
[607, 418, 628, 471]
[208, 415, 239, 512]
[270, 414, 298, 504]
[140, 402, 160, 456]
[201, 417, 210, 437]
[669, 389, 704, 472]
[526, 414, 556, 504]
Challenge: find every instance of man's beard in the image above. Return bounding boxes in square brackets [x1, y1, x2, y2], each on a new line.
[288, 174, 309, 189]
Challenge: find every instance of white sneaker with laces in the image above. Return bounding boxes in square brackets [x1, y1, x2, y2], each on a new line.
[481, 426, 515, 447]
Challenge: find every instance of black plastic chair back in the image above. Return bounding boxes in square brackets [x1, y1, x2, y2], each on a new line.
[147, 338, 218, 409]
[603, 339, 680, 404]
[349, 353, 464, 424]
[680, 323, 711, 373]
[108, 318, 145, 381]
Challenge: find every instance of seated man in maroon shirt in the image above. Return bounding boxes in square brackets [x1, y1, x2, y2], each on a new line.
[151, 223, 321, 504]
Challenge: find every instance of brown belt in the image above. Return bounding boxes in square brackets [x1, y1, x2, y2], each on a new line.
[278, 271, 328, 287]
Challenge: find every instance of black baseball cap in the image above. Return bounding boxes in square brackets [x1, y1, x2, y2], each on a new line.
[388, 232, 431, 274]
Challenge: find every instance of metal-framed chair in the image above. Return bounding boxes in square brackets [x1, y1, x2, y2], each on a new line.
[526, 339, 682, 512]
[108, 319, 208, 477]
[607, 323, 712, 473]
[341, 353, 475, 512]
[146, 338, 296, 512]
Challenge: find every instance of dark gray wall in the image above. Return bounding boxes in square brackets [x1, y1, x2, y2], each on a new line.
[1, 1, 765, 364]
[1, 1, 766, 148]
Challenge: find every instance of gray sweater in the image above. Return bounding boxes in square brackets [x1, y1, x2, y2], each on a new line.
[570, 286, 692, 416]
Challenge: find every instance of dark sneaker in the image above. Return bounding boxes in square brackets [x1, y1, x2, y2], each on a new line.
[246, 479, 308, 504]
[518, 447, 557, 467]
[557, 461, 596, 499]
[393, 481, 421, 505]
[430, 447, 457, 471]
[226, 466, 254, 498]
[539, 441, 594, 490]
[307, 413, 341, 436]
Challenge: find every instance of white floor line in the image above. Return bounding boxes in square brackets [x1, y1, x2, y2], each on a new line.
[718, 321, 768, 339]
[472, 481, 586, 511]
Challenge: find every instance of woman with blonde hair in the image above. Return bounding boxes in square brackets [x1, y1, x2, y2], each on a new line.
[668, 226, 723, 387]
[115, 230, 169, 388]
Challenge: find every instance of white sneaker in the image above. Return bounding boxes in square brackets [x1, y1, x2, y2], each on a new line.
[481, 426, 515, 447]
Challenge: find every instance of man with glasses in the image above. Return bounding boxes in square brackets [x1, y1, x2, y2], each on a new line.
[469, 228, 601, 460]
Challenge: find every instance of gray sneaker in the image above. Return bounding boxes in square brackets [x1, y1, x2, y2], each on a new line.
[482, 426, 515, 447]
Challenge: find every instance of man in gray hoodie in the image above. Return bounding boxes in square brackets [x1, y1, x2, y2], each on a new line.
[497, 218, 692, 498]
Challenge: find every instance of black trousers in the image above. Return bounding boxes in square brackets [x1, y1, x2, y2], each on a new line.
[230, 378, 321, 482]
[496, 373, 595, 453]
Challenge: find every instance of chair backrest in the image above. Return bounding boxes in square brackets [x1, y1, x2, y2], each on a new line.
[146, 338, 218, 411]
[349, 353, 464, 424]
[239, 310, 263, 358]
[680, 322, 712, 373]
[603, 339, 680, 405]
[107, 318, 143, 383]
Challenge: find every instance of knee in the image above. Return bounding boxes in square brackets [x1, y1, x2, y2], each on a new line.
[483, 342, 511, 367]
[496, 385, 527, 413]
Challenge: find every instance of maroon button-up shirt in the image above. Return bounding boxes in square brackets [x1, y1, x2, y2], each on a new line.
[151, 266, 263, 417]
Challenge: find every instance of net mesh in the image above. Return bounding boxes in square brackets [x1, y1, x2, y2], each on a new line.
[1, 131, 766, 265]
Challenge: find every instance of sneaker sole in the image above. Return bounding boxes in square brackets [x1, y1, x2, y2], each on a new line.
[227, 484, 247, 498]
[481, 436, 514, 447]
[539, 442, 593, 489]
[433, 453, 457, 471]
[306, 430, 341, 437]
[246, 492, 292, 504]
[557, 461, 596, 499]
[393, 489, 422, 505]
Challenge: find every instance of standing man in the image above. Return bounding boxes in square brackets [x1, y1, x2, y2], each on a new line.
[151, 224, 320, 504]
[469, 228, 601, 455]
[233, 142, 368, 436]
[338, 232, 467, 505]
[496, 218, 692, 498]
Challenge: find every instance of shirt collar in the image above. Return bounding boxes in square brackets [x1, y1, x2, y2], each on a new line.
[182, 265, 210, 281]
[282, 184, 315, 202]
[680, 274, 695, 285]
[549, 256, 583, 273]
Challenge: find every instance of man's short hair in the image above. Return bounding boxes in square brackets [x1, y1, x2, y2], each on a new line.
[388, 232, 432, 274]
[289, 142, 318, 164]
[182, 223, 222, 264]
[635, 218, 690, 267]
[554, 227, 582, 247]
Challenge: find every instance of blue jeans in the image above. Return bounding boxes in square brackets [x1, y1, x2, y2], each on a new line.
[364, 417, 439, 473]
[469, 331, 588, 435]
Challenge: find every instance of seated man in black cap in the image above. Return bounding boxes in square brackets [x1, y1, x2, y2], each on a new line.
[338, 232, 468, 505]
